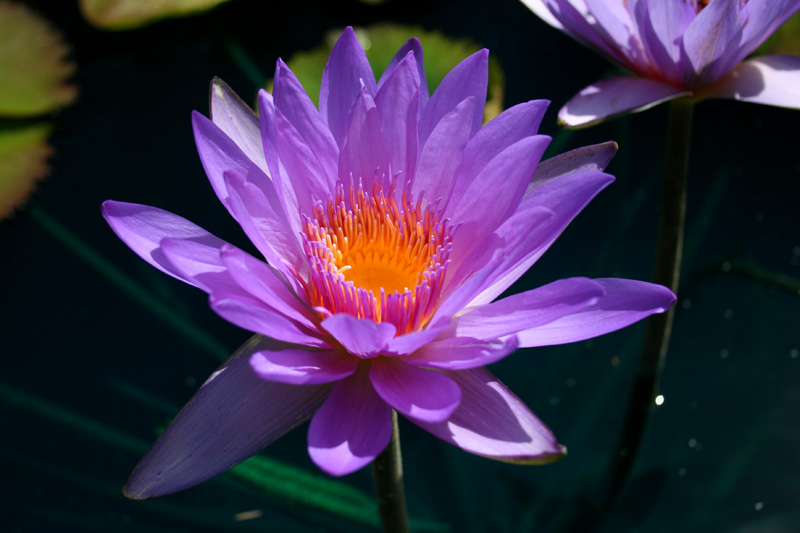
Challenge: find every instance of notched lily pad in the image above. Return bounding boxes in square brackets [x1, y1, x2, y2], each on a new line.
[78, 0, 234, 30]
[268, 24, 505, 122]
[0, 122, 53, 219]
[0, 1, 76, 117]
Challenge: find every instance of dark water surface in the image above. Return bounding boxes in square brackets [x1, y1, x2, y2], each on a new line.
[2, 1, 798, 531]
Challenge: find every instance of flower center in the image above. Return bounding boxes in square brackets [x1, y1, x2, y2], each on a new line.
[302, 184, 451, 334]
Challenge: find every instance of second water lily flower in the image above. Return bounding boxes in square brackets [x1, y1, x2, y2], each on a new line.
[103, 27, 676, 498]
[522, 0, 800, 126]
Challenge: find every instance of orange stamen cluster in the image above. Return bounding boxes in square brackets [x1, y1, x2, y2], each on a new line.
[302, 184, 451, 334]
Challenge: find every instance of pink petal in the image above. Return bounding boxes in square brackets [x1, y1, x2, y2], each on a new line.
[558, 77, 691, 128]
[701, 55, 800, 109]
[209, 77, 267, 174]
[369, 358, 461, 423]
[123, 335, 332, 499]
[517, 278, 676, 347]
[307, 364, 392, 476]
[250, 347, 358, 385]
[403, 336, 519, 370]
[320, 314, 397, 358]
[413, 367, 565, 464]
[101, 201, 228, 289]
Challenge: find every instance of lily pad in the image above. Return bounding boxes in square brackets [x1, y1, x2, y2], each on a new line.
[0, 1, 76, 117]
[78, 0, 234, 30]
[0, 122, 53, 219]
[268, 24, 505, 122]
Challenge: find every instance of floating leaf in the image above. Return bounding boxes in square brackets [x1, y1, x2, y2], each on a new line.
[78, 0, 234, 30]
[0, 122, 52, 219]
[0, 1, 76, 117]
[267, 24, 505, 122]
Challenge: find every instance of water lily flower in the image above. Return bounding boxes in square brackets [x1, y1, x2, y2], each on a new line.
[522, 0, 800, 126]
[103, 27, 675, 498]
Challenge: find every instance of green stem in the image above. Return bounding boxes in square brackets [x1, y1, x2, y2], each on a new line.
[602, 98, 694, 509]
[372, 410, 410, 533]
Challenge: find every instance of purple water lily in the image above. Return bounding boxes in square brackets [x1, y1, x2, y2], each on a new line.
[104, 27, 675, 498]
[522, 0, 800, 126]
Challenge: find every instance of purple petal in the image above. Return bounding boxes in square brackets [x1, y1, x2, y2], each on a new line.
[192, 111, 271, 220]
[448, 100, 550, 212]
[629, 0, 696, 84]
[101, 201, 228, 289]
[307, 364, 392, 476]
[521, 0, 567, 31]
[219, 245, 314, 328]
[558, 77, 691, 128]
[320, 314, 397, 358]
[735, 0, 800, 67]
[320, 27, 376, 148]
[210, 77, 267, 174]
[377, 37, 429, 109]
[159, 237, 238, 294]
[471, 171, 614, 305]
[517, 278, 676, 347]
[123, 335, 332, 499]
[369, 359, 461, 423]
[404, 336, 519, 370]
[454, 277, 605, 340]
[210, 291, 328, 348]
[384, 326, 447, 357]
[413, 367, 565, 464]
[250, 347, 358, 385]
[701, 55, 800, 109]
[419, 49, 488, 146]
[682, 0, 740, 85]
[375, 52, 421, 186]
[338, 85, 390, 192]
[528, 141, 618, 193]
[273, 60, 338, 181]
[448, 135, 551, 268]
[412, 97, 475, 205]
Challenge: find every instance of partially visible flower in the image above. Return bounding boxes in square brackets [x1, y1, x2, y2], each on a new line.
[103, 27, 675, 498]
[522, 0, 800, 126]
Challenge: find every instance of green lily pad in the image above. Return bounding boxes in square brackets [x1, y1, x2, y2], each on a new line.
[268, 24, 505, 123]
[0, 122, 53, 219]
[0, 1, 76, 117]
[78, 0, 234, 30]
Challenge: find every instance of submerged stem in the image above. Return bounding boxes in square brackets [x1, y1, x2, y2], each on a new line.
[372, 410, 410, 533]
[602, 98, 694, 510]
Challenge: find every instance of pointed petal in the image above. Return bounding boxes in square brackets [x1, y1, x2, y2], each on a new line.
[210, 77, 267, 174]
[701, 55, 800, 109]
[558, 77, 691, 128]
[520, 0, 567, 31]
[209, 290, 327, 348]
[375, 52, 421, 185]
[682, 0, 740, 84]
[528, 141, 618, 193]
[320, 27, 376, 148]
[123, 335, 331, 499]
[101, 201, 228, 289]
[404, 336, 519, 370]
[307, 364, 392, 476]
[273, 59, 338, 180]
[384, 326, 447, 357]
[250, 347, 358, 385]
[736, 0, 800, 65]
[338, 86, 390, 192]
[159, 237, 237, 294]
[455, 277, 604, 340]
[413, 367, 565, 464]
[517, 278, 676, 347]
[412, 97, 474, 205]
[192, 111, 271, 220]
[320, 314, 396, 358]
[419, 49, 488, 146]
[369, 359, 461, 423]
[377, 37, 429, 109]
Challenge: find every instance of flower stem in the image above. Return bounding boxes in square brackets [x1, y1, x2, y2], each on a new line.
[372, 410, 410, 533]
[602, 98, 694, 509]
